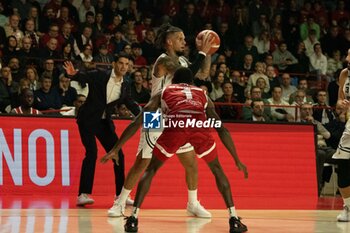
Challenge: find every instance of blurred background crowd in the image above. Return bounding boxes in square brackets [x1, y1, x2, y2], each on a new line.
[0, 0, 349, 125]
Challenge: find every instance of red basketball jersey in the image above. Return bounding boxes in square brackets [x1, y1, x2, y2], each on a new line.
[161, 84, 208, 119]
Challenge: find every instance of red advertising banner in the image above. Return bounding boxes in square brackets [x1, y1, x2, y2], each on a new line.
[0, 116, 318, 209]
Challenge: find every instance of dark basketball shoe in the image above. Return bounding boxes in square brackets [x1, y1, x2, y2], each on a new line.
[229, 217, 248, 233]
[124, 216, 138, 232]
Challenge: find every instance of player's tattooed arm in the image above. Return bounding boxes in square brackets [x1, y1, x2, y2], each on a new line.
[153, 56, 180, 78]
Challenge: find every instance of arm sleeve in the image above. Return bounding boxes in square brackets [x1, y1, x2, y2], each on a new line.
[188, 52, 206, 75]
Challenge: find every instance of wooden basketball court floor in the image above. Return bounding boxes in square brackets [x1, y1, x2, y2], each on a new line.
[1, 198, 349, 233]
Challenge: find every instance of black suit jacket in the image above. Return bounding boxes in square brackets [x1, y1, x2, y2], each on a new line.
[70, 69, 141, 126]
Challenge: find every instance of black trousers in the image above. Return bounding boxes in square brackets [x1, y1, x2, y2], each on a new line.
[78, 119, 125, 196]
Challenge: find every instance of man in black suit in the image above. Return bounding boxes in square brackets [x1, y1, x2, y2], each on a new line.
[63, 53, 141, 206]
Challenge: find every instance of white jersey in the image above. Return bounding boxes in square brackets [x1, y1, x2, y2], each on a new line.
[151, 53, 190, 97]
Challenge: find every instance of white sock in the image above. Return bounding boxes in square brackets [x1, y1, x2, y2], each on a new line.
[228, 206, 237, 217]
[344, 197, 350, 207]
[117, 187, 132, 205]
[188, 189, 198, 204]
[132, 207, 140, 218]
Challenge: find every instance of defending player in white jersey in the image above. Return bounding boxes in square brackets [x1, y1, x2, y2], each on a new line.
[104, 24, 215, 218]
[333, 48, 350, 222]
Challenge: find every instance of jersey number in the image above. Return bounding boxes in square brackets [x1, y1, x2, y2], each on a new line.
[182, 87, 193, 99]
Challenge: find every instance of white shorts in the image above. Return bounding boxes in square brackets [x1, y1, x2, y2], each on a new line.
[333, 119, 350, 159]
[137, 130, 194, 158]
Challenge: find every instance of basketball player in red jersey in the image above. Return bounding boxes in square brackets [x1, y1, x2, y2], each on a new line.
[102, 67, 248, 233]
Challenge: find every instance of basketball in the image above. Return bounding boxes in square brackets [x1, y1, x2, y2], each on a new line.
[195, 30, 221, 55]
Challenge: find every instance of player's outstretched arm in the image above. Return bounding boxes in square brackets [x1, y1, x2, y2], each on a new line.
[206, 98, 248, 178]
[100, 94, 161, 164]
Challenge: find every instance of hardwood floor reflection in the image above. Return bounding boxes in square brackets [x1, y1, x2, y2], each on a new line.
[0, 208, 349, 233]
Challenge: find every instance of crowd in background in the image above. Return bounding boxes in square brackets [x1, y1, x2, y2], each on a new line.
[0, 0, 349, 125]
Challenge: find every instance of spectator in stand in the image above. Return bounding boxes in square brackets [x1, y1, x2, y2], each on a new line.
[61, 94, 86, 117]
[320, 25, 342, 57]
[130, 70, 150, 104]
[39, 24, 64, 51]
[211, 0, 231, 28]
[265, 64, 279, 94]
[313, 90, 335, 125]
[238, 54, 255, 75]
[289, 78, 314, 105]
[292, 41, 310, 76]
[272, 41, 298, 72]
[282, 15, 300, 53]
[8, 57, 23, 83]
[2, 36, 20, 65]
[79, 0, 95, 23]
[340, 29, 350, 57]
[269, 28, 284, 53]
[209, 70, 225, 101]
[300, 14, 320, 41]
[115, 103, 133, 118]
[105, 0, 123, 25]
[256, 77, 270, 99]
[0, 66, 18, 113]
[280, 73, 297, 103]
[34, 74, 61, 113]
[309, 43, 327, 76]
[107, 14, 122, 34]
[327, 50, 344, 80]
[268, 86, 294, 122]
[10, 78, 31, 108]
[61, 22, 78, 54]
[134, 14, 153, 42]
[228, 6, 250, 51]
[251, 13, 270, 38]
[76, 44, 95, 70]
[172, 2, 201, 43]
[330, 0, 349, 27]
[131, 43, 147, 67]
[232, 71, 246, 103]
[55, 6, 77, 33]
[23, 66, 40, 91]
[253, 30, 271, 59]
[120, 0, 141, 24]
[40, 58, 60, 87]
[249, 98, 269, 122]
[328, 69, 342, 107]
[111, 29, 129, 55]
[300, 102, 334, 196]
[216, 22, 232, 56]
[160, 0, 179, 23]
[75, 25, 93, 55]
[140, 29, 158, 65]
[303, 29, 320, 58]
[94, 0, 108, 24]
[39, 7, 57, 33]
[236, 35, 259, 66]
[247, 62, 269, 93]
[290, 89, 307, 122]
[39, 37, 60, 60]
[56, 73, 78, 107]
[4, 14, 24, 48]
[22, 6, 41, 35]
[10, 88, 41, 115]
[249, 0, 269, 26]
[242, 86, 271, 120]
[23, 18, 40, 49]
[325, 102, 347, 150]
[93, 12, 105, 38]
[79, 11, 96, 35]
[215, 81, 241, 120]
[125, 28, 138, 44]
[61, 41, 76, 61]
[93, 44, 114, 70]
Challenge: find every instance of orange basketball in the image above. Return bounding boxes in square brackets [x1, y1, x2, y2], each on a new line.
[195, 30, 221, 55]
